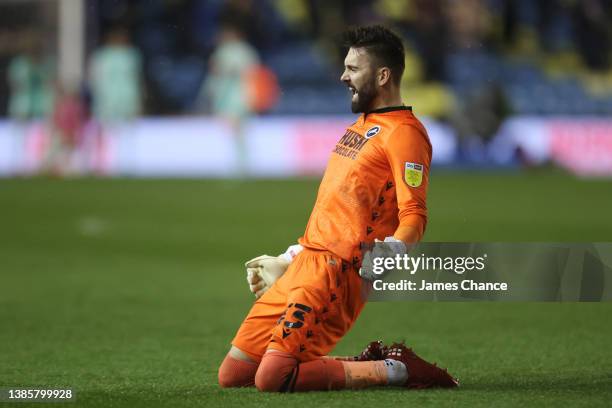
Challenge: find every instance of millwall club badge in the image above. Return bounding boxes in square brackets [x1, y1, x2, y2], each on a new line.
[365, 126, 381, 138]
[404, 162, 423, 187]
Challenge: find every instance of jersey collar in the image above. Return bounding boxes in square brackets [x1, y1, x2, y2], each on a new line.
[362, 105, 412, 122]
[369, 105, 412, 114]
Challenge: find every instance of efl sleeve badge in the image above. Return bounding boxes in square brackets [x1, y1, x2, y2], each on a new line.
[404, 162, 423, 187]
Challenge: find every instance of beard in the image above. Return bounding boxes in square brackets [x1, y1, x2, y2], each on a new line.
[350, 78, 377, 113]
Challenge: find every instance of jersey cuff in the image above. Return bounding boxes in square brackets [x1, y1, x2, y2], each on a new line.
[396, 215, 427, 242]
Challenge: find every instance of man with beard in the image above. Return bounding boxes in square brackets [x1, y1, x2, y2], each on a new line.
[218, 25, 458, 392]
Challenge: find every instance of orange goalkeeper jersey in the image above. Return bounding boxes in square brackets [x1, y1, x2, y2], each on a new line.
[298, 106, 432, 265]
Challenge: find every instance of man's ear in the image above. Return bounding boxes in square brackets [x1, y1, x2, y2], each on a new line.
[377, 67, 392, 86]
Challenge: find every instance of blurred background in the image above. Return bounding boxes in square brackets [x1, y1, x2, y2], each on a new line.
[1, 0, 612, 177]
[1, 2, 612, 404]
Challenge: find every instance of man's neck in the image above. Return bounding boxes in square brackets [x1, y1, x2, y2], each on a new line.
[368, 91, 403, 112]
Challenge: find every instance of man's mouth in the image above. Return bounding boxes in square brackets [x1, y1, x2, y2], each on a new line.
[348, 86, 358, 97]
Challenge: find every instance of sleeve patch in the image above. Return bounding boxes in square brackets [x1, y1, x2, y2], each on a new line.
[404, 162, 423, 187]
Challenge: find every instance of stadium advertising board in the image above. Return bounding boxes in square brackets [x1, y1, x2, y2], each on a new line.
[0, 117, 611, 177]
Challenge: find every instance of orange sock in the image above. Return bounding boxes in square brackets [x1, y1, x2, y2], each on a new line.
[295, 359, 347, 391]
[342, 360, 388, 389]
[255, 351, 388, 392]
[218, 354, 258, 388]
[256, 351, 345, 391]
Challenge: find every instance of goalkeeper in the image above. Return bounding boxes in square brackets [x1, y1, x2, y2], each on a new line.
[218, 25, 457, 392]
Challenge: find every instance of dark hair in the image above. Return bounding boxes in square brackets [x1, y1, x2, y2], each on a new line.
[343, 25, 405, 85]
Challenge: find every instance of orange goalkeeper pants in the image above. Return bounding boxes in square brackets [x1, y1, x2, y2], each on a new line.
[232, 248, 368, 362]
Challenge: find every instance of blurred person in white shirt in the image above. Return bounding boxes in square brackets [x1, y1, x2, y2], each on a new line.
[199, 17, 260, 176]
[89, 26, 142, 124]
[7, 29, 55, 121]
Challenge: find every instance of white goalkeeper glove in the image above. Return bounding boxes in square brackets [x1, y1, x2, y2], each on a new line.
[245, 244, 303, 299]
[359, 237, 407, 281]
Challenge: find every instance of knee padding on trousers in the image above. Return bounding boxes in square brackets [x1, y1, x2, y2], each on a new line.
[218, 354, 258, 388]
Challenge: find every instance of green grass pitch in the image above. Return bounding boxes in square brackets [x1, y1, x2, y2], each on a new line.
[1, 170, 611, 407]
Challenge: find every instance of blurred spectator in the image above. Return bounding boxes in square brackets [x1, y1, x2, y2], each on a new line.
[89, 26, 142, 123]
[45, 85, 86, 175]
[198, 15, 268, 176]
[198, 18, 260, 120]
[451, 84, 511, 162]
[7, 30, 55, 120]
